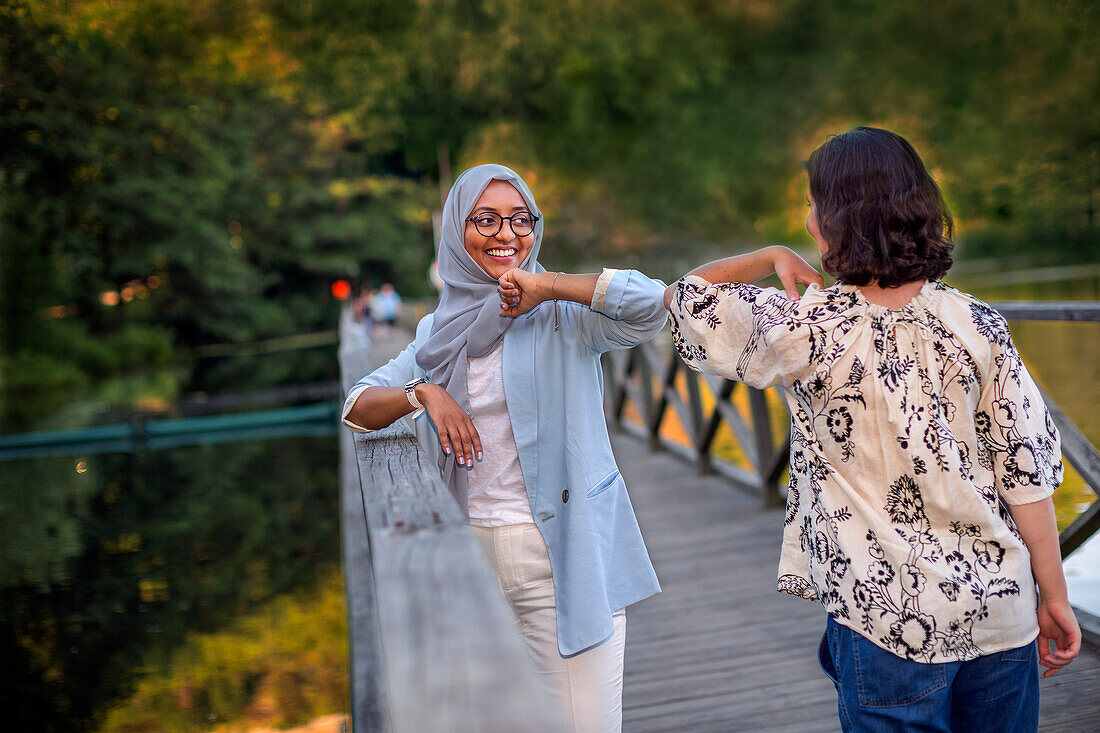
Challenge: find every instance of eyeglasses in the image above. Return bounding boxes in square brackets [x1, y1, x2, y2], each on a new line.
[465, 211, 539, 238]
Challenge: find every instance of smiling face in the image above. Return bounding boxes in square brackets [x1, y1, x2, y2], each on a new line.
[463, 180, 536, 280]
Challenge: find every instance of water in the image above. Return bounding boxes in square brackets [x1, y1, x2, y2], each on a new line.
[0, 436, 346, 732]
[1065, 541, 1100, 619]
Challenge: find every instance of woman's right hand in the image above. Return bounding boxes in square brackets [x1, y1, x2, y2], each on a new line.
[417, 383, 483, 466]
[497, 268, 547, 317]
[769, 246, 824, 300]
[1037, 598, 1081, 677]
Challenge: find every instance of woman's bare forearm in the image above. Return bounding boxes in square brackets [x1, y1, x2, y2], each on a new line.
[498, 270, 600, 317]
[663, 247, 784, 307]
[346, 385, 422, 430]
[348, 383, 483, 464]
[684, 246, 786, 284]
[536, 272, 600, 306]
[1008, 497, 1068, 602]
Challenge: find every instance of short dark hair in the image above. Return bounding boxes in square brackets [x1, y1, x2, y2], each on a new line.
[807, 127, 954, 288]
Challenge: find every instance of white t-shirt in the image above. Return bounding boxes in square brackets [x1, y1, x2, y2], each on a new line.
[465, 341, 533, 527]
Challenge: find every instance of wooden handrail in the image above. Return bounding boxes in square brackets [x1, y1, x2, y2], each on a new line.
[337, 309, 569, 733]
[990, 301, 1100, 321]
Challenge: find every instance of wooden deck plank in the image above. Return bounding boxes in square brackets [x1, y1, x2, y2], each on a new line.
[613, 430, 1100, 732]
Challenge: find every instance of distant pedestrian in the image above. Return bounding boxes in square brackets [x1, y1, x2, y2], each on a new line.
[667, 127, 1079, 732]
[352, 284, 374, 328]
[371, 283, 402, 327]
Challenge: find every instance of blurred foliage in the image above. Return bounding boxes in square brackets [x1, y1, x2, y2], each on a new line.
[0, 436, 340, 731]
[0, 349, 89, 424]
[0, 0, 435, 426]
[263, 0, 1098, 266]
[2, 0, 1097, 426]
[98, 570, 347, 732]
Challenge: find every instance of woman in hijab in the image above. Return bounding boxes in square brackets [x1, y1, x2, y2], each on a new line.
[343, 164, 665, 732]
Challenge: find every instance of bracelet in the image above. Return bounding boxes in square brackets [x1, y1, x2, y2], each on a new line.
[551, 272, 561, 332]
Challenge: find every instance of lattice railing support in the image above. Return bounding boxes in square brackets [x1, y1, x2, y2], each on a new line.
[602, 343, 788, 507]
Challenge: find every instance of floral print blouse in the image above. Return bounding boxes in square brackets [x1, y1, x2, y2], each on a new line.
[669, 276, 1062, 662]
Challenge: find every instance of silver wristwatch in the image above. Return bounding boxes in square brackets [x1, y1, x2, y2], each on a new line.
[404, 377, 428, 409]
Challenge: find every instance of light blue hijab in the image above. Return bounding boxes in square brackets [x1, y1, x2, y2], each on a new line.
[416, 163, 545, 508]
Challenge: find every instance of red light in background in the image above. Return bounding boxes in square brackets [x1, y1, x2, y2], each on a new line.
[331, 279, 351, 300]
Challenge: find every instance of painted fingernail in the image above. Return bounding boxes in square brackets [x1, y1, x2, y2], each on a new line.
[457, 455, 464, 465]
[477, 451, 483, 461]
[443, 446, 450, 454]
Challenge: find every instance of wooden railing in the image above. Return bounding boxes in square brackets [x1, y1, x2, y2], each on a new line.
[602, 340, 790, 508]
[601, 301, 1100, 557]
[337, 310, 568, 733]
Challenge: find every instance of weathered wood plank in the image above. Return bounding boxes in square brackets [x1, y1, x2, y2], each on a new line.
[992, 302, 1100, 322]
[354, 423, 569, 732]
[338, 309, 389, 733]
[339, 424, 386, 733]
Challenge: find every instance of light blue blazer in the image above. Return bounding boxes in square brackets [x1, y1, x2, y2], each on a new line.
[345, 269, 666, 655]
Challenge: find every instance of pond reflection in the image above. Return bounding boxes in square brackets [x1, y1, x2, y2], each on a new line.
[0, 436, 344, 731]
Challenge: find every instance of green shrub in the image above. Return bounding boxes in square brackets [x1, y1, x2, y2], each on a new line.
[0, 351, 88, 427]
[103, 325, 175, 372]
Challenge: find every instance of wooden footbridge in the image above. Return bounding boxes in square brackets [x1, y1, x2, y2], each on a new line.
[338, 302, 1100, 732]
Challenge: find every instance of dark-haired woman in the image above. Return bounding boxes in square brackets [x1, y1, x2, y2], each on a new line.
[664, 127, 1079, 732]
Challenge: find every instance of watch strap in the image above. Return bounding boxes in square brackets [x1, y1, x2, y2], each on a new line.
[405, 378, 427, 409]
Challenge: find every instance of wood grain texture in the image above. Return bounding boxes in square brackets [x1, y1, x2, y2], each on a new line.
[338, 311, 388, 733]
[354, 426, 569, 732]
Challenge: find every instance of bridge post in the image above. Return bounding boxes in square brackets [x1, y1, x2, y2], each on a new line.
[337, 311, 387, 732]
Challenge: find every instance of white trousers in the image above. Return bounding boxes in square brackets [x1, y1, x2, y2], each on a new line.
[471, 523, 627, 733]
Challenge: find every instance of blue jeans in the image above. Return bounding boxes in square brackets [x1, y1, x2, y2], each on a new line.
[817, 616, 1039, 732]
